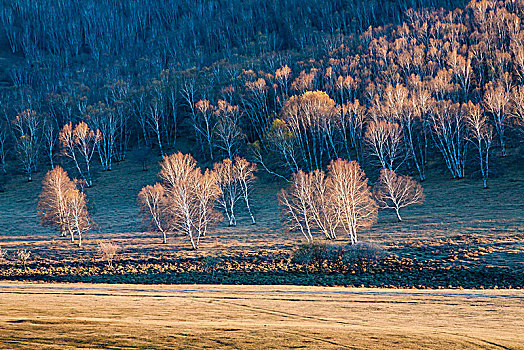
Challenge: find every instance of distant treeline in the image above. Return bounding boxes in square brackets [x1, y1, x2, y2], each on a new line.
[0, 0, 521, 191]
[1, 0, 464, 73]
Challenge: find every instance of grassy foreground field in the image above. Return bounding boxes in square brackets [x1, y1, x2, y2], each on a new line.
[0, 282, 523, 350]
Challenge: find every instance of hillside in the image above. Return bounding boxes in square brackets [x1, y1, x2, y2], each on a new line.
[0, 148, 522, 287]
[0, 0, 522, 288]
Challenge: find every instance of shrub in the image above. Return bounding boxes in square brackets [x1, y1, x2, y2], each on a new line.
[16, 249, 30, 270]
[342, 242, 388, 273]
[98, 241, 119, 268]
[201, 256, 223, 279]
[292, 242, 341, 274]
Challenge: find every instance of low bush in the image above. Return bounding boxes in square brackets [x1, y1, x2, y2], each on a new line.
[292, 242, 341, 274]
[342, 242, 388, 273]
[292, 241, 389, 274]
[201, 256, 223, 279]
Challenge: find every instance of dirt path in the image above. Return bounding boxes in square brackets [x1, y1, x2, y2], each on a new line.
[0, 282, 522, 349]
[1, 283, 523, 299]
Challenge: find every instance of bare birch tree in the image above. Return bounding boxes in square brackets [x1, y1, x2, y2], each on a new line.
[280, 160, 375, 243]
[12, 109, 41, 181]
[266, 119, 300, 175]
[240, 77, 270, 142]
[138, 183, 167, 243]
[59, 122, 99, 187]
[214, 100, 245, 160]
[214, 158, 242, 226]
[38, 166, 92, 246]
[306, 169, 339, 240]
[38, 166, 77, 238]
[465, 102, 493, 188]
[42, 115, 57, 169]
[509, 85, 524, 136]
[364, 120, 404, 170]
[328, 159, 377, 244]
[374, 169, 424, 221]
[0, 120, 10, 175]
[401, 90, 432, 181]
[278, 170, 315, 242]
[341, 100, 366, 162]
[194, 99, 216, 161]
[64, 187, 90, 247]
[280, 169, 339, 240]
[86, 102, 117, 171]
[147, 97, 165, 156]
[193, 169, 222, 247]
[483, 81, 510, 156]
[431, 101, 467, 179]
[234, 157, 257, 224]
[156, 152, 222, 249]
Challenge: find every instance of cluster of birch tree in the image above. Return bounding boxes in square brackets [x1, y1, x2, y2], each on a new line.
[138, 153, 257, 249]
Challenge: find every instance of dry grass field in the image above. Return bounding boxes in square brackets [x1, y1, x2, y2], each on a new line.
[0, 282, 522, 349]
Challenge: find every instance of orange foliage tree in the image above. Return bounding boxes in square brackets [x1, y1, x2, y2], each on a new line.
[280, 91, 339, 171]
